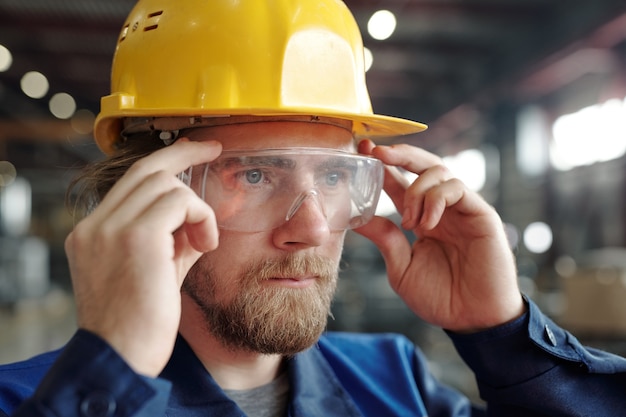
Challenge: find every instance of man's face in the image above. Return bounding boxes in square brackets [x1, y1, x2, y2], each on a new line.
[182, 121, 355, 355]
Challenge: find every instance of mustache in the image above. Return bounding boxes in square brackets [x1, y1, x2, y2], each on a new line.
[242, 254, 338, 283]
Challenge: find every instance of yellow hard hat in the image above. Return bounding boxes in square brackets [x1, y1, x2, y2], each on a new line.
[94, 0, 427, 154]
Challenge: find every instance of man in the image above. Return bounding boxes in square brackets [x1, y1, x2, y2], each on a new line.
[1, 1, 625, 416]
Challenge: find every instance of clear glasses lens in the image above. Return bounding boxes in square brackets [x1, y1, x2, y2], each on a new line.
[179, 148, 384, 232]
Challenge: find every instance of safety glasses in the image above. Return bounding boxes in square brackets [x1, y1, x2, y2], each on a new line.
[179, 148, 384, 232]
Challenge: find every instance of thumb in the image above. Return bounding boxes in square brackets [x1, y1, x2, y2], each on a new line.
[353, 216, 412, 283]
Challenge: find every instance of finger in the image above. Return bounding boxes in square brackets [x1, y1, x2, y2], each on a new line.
[417, 178, 467, 230]
[93, 139, 222, 221]
[362, 141, 452, 219]
[358, 139, 410, 214]
[100, 169, 198, 230]
[178, 212, 220, 255]
[373, 144, 442, 217]
[357, 138, 375, 155]
[132, 185, 218, 254]
[420, 177, 495, 227]
[354, 216, 411, 284]
[401, 164, 455, 229]
[383, 165, 412, 214]
[410, 176, 495, 234]
[370, 143, 444, 175]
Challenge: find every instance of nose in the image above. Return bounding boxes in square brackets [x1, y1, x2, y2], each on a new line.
[272, 191, 331, 250]
[285, 190, 325, 223]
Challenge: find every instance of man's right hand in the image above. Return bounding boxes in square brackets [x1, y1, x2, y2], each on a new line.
[64, 138, 222, 377]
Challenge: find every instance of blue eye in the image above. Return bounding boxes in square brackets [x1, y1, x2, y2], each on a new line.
[245, 169, 264, 184]
[326, 171, 340, 186]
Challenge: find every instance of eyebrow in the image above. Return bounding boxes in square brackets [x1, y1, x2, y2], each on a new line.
[317, 156, 358, 170]
[213, 154, 360, 174]
[215, 156, 297, 170]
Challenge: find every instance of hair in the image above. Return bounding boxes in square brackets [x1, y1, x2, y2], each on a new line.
[66, 132, 166, 219]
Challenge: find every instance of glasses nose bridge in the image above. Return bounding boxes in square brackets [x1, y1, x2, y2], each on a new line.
[284, 188, 326, 223]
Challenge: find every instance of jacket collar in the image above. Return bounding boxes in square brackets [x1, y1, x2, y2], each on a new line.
[161, 335, 363, 417]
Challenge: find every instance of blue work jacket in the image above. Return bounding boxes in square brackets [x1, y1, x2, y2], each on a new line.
[1, 299, 626, 416]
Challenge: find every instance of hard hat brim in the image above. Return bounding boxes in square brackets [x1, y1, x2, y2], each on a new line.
[95, 107, 427, 155]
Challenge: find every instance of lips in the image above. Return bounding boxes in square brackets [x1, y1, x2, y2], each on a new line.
[266, 276, 317, 287]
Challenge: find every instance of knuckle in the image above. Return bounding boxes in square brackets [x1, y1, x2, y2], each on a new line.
[64, 230, 76, 255]
[66, 221, 91, 249]
[432, 163, 451, 177]
[159, 181, 198, 205]
[447, 177, 465, 188]
[126, 157, 152, 177]
[148, 169, 185, 191]
[146, 169, 172, 184]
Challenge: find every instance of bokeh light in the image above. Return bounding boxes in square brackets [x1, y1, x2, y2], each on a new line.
[70, 109, 95, 134]
[368, 10, 397, 41]
[49, 92, 76, 119]
[20, 71, 49, 99]
[523, 222, 553, 254]
[0, 161, 17, 187]
[0, 44, 12, 72]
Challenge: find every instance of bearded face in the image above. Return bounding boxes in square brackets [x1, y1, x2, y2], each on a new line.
[178, 121, 352, 356]
[183, 253, 338, 355]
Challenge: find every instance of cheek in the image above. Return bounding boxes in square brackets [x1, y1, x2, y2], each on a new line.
[328, 230, 347, 259]
[213, 231, 266, 258]
[188, 251, 240, 303]
[199, 232, 261, 281]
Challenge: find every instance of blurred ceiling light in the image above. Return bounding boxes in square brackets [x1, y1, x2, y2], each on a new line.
[516, 105, 550, 177]
[523, 221, 553, 254]
[554, 255, 577, 277]
[0, 161, 17, 187]
[368, 10, 397, 41]
[0, 44, 12, 72]
[49, 92, 76, 119]
[0, 176, 32, 237]
[551, 97, 626, 170]
[20, 71, 49, 99]
[363, 47, 373, 72]
[443, 148, 486, 192]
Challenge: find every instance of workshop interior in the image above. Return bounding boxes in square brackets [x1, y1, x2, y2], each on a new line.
[1, 0, 626, 402]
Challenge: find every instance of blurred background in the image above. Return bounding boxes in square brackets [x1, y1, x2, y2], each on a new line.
[1, 0, 626, 403]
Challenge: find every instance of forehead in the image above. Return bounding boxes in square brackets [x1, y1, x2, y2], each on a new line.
[183, 121, 356, 151]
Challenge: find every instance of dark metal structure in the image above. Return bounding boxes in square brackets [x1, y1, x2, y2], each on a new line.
[1, 0, 625, 158]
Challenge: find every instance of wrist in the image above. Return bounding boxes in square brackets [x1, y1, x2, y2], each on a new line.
[451, 294, 527, 335]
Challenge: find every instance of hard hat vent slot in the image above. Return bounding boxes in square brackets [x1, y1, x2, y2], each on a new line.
[119, 10, 163, 43]
[144, 10, 163, 32]
[119, 24, 129, 42]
